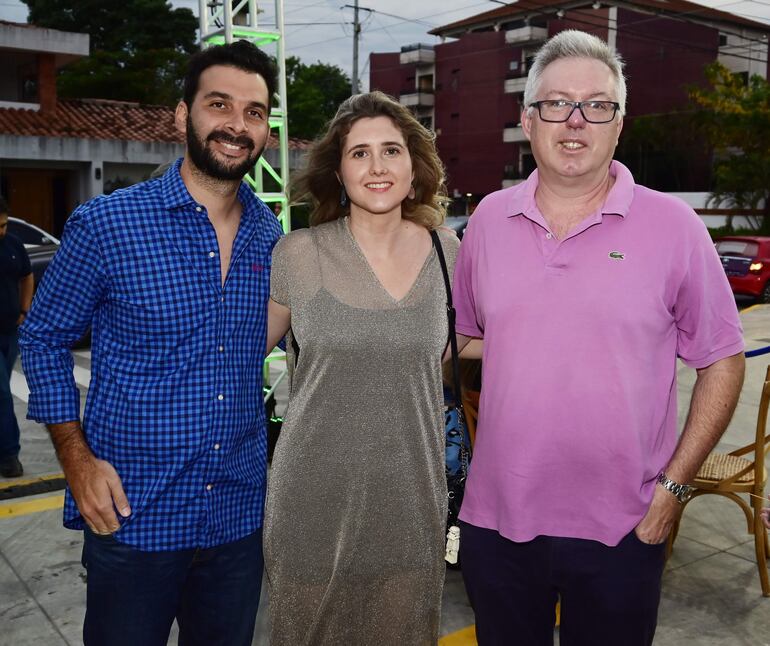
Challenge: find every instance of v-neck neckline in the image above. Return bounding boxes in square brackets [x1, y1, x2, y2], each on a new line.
[341, 217, 434, 305]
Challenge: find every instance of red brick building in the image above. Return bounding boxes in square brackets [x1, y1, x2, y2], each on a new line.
[369, 0, 770, 211]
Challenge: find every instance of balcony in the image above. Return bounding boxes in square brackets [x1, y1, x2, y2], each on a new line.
[505, 26, 548, 46]
[503, 124, 527, 143]
[400, 90, 434, 108]
[504, 76, 528, 94]
[400, 43, 435, 66]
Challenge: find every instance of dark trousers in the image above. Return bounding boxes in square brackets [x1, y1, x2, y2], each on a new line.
[459, 521, 666, 646]
[82, 528, 264, 646]
[0, 331, 20, 460]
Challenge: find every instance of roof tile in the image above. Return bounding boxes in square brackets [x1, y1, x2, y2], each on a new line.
[0, 98, 310, 149]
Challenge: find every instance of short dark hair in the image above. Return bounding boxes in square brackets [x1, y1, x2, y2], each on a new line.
[0, 195, 7, 215]
[183, 40, 277, 111]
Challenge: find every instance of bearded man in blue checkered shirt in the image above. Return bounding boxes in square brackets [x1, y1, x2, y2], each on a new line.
[19, 40, 283, 646]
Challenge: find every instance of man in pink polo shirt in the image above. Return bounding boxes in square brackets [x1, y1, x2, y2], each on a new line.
[453, 30, 745, 646]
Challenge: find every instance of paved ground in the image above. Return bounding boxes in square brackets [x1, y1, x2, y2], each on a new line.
[2, 305, 770, 645]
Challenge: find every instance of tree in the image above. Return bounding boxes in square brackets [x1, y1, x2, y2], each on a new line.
[617, 111, 709, 192]
[689, 62, 770, 233]
[285, 56, 351, 140]
[22, 0, 197, 106]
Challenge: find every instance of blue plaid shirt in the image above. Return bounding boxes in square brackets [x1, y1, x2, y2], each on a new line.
[20, 160, 282, 551]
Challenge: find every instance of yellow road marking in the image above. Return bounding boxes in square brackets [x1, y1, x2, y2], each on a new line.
[0, 494, 64, 518]
[0, 472, 64, 491]
[439, 625, 476, 645]
[438, 600, 560, 644]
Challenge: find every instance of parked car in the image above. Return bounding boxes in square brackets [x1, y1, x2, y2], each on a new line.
[715, 236, 770, 303]
[7, 217, 60, 288]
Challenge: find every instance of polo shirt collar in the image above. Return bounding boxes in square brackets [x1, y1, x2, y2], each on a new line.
[601, 160, 635, 218]
[508, 159, 635, 224]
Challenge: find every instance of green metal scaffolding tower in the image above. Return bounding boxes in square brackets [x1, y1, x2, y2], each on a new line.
[198, 0, 291, 235]
[198, 0, 291, 414]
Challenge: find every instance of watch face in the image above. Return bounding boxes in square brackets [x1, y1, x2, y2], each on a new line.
[680, 488, 694, 503]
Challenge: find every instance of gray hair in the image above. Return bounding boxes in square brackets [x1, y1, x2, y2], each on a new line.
[523, 30, 626, 116]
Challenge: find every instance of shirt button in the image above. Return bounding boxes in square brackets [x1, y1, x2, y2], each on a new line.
[206, 483, 213, 491]
[214, 443, 221, 451]
[546, 232, 553, 239]
[218, 345, 224, 352]
[209, 251, 216, 258]
[217, 394, 224, 401]
[196, 206, 203, 213]
[221, 296, 225, 303]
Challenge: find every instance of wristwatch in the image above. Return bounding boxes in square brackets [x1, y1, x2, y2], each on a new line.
[657, 472, 694, 504]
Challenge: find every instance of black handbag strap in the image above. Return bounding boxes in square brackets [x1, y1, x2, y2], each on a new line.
[430, 229, 463, 410]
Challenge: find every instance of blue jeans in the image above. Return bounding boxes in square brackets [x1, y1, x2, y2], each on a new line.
[0, 331, 20, 460]
[82, 528, 264, 646]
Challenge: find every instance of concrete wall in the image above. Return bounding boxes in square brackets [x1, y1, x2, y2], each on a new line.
[0, 134, 300, 202]
[0, 22, 89, 66]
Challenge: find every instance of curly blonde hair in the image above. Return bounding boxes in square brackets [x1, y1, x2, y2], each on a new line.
[292, 91, 447, 228]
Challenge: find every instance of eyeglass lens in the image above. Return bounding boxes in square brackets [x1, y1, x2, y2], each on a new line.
[538, 101, 617, 123]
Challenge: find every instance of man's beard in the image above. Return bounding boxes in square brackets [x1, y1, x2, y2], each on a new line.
[186, 116, 265, 181]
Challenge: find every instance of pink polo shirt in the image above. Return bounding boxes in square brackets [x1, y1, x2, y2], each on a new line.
[453, 161, 744, 546]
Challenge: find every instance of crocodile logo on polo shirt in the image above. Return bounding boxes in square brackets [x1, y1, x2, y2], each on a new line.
[608, 251, 625, 260]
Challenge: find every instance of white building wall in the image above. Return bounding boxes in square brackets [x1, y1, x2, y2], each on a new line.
[1, 135, 302, 202]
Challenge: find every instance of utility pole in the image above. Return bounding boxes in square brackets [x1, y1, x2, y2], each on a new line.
[352, 0, 360, 95]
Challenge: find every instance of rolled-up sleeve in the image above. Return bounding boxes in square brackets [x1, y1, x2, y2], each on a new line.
[20, 208, 108, 423]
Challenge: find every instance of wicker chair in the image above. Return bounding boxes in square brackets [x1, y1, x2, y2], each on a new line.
[668, 365, 770, 596]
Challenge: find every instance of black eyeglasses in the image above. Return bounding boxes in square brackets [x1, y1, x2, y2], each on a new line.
[529, 100, 621, 124]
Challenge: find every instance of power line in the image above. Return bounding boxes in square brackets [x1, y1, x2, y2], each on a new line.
[289, 1, 492, 51]
[287, 0, 767, 68]
[486, 0, 769, 64]
[348, 5, 438, 28]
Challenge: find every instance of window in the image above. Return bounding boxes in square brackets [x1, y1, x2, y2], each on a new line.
[715, 241, 759, 257]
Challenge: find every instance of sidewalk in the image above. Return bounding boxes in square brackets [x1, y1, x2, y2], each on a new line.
[2, 306, 770, 645]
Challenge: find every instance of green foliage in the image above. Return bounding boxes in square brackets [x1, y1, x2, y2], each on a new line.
[22, 0, 197, 106]
[618, 111, 707, 192]
[707, 225, 765, 240]
[285, 56, 350, 140]
[690, 62, 770, 233]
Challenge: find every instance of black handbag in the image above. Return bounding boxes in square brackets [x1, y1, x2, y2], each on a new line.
[430, 230, 472, 565]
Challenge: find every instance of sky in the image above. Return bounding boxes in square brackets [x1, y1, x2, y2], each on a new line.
[1, 0, 769, 90]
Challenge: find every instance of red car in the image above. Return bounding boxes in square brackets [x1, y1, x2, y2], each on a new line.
[715, 236, 770, 303]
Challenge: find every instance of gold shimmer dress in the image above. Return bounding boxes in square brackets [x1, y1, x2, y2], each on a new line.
[264, 217, 459, 646]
